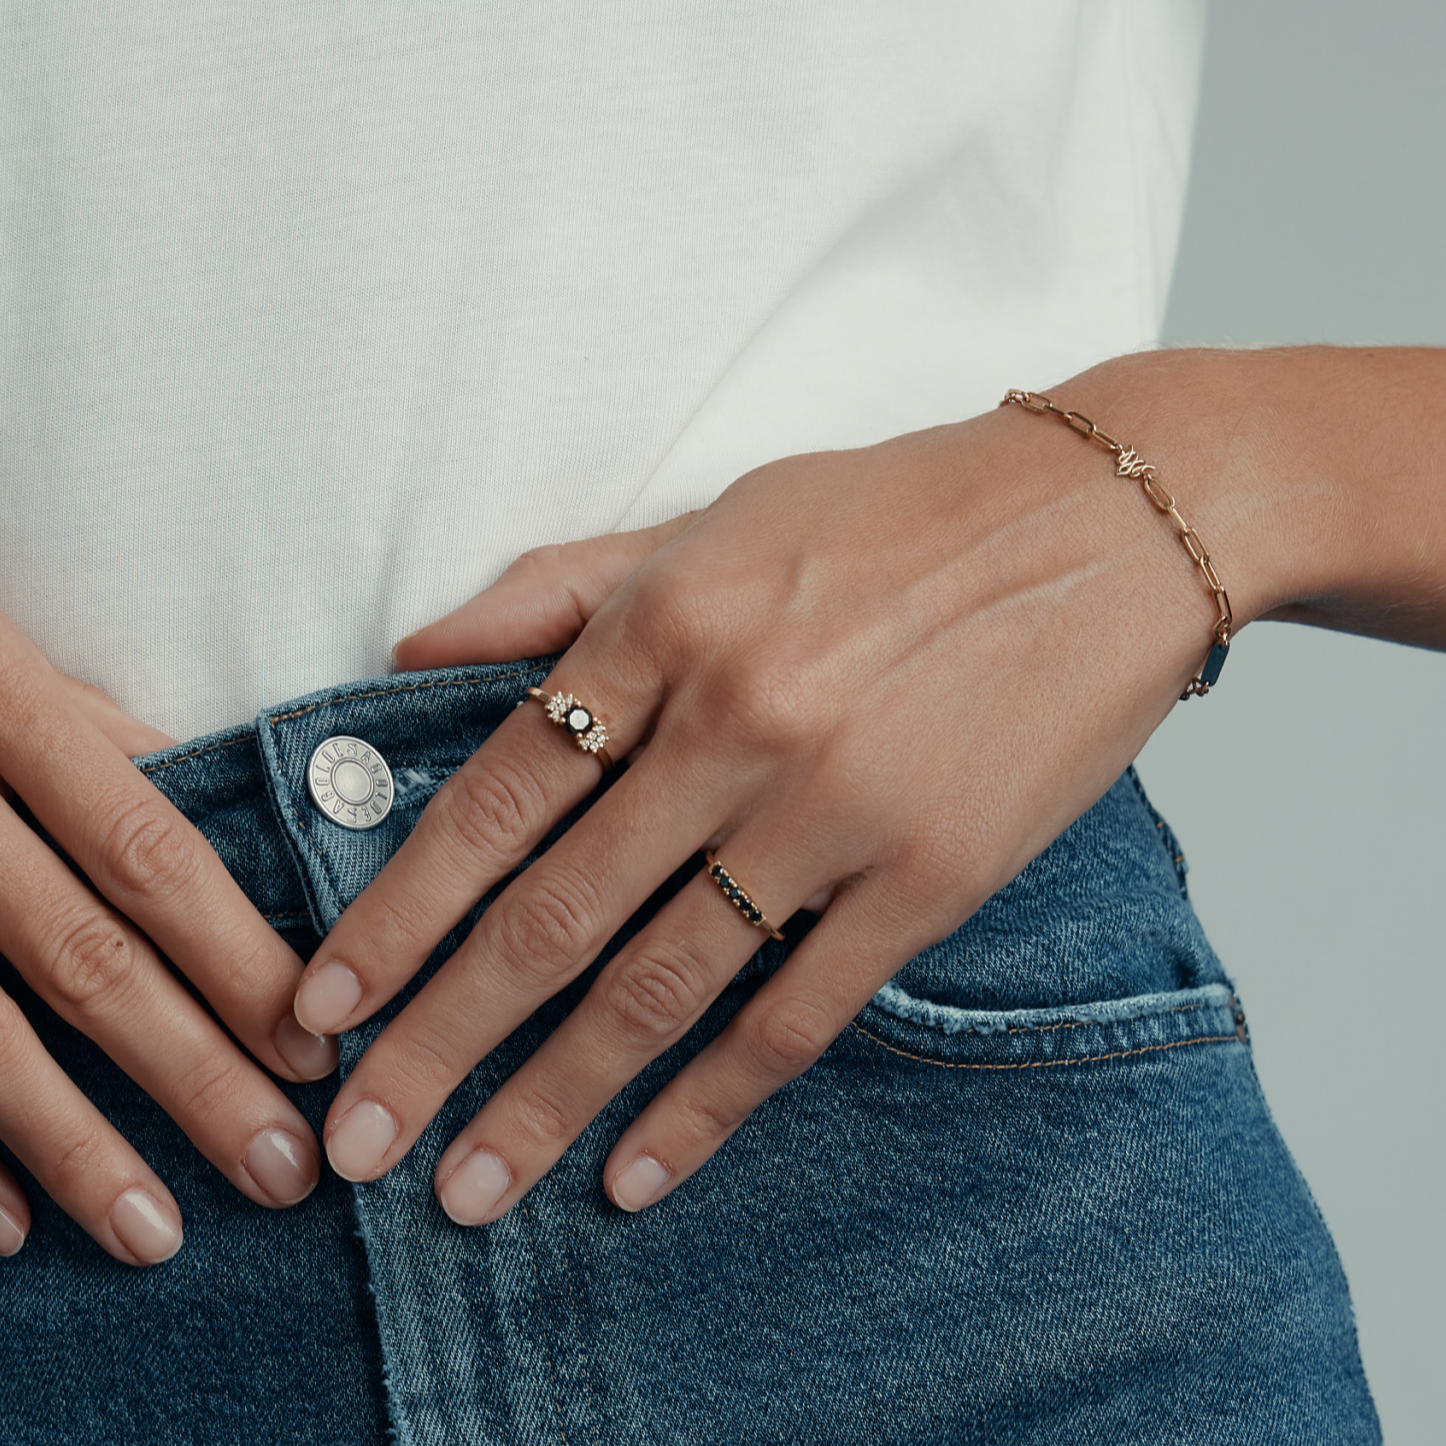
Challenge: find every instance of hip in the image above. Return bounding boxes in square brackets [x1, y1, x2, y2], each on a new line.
[0, 661, 1380, 1444]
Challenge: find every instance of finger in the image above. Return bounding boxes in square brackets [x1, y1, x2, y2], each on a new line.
[0, 801, 322, 1210]
[602, 884, 911, 1212]
[0, 1160, 30, 1258]
[0, 990, 184, 1265]
[315, 747, 733, 1183]
[0, 614, 337, 1083]
[52, 672, 176, 757]
[295, 653, 670, 1037]
[393, 514, 697, 670]
[430, 850, 811, 1225]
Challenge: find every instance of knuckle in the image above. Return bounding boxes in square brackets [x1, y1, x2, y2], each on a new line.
[170, 1053, 249, 1122]
[512, 544, 564, 580]
[208, 931, 290, 1012]
[601, 942, 711, 1042]
[512, 546, 589, 625]
[668, 1086, 747, 1150]
[365, 888, 432, 958]
[103, 799, 200, 904]
[724, 666, 815, 752]
[442, 758, 542, 861]
[747, 998, 834, 1079]
[0, 653, 46, 732]
[492, 874, 597, 983]
[77, 680, 117, 709]
[0, 992, 33, 1061]
[506, 1080, 574, 1147]
[384, 1020, 466, 1097]
[45, 910, 144, 1015]
[617, 564, 708, 664]
[45, 1122, 111, 1188]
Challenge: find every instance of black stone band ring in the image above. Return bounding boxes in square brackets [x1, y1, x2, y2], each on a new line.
[527, 687, 614, 770]
[704, 851, 786, 942]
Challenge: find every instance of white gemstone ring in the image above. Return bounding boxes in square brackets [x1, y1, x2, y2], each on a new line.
[526, 687, 614, 770]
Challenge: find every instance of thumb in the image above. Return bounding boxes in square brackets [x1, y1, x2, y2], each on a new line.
[393, 512, 697, 671]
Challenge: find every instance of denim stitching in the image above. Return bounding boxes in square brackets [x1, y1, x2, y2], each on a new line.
[848, 1021, 1237, 1070]
[266, 668, 536, 724]
[138, 733, 251, 775]
[279, 788, 361, 927]
[265, 735, 364, 905]
[880, 1000, 1207, 1042]
[521, 1202, 569, 1443]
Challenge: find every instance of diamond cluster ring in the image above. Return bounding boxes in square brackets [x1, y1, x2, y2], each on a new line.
[527, 687, 614, 770]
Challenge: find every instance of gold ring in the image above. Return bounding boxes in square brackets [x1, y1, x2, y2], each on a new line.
[527, 687, 615, 770]
[704, 851, 785, 942]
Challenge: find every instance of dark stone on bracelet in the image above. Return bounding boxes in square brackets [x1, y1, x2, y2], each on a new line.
[1200, 639, 1229, 689]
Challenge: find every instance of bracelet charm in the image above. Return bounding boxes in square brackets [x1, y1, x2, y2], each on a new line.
[1000, 388, 1232, 699]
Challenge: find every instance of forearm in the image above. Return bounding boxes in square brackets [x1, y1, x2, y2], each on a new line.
[1061, 346, 1446, 651]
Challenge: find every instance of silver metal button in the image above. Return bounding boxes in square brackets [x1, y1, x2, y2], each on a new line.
[307, 736, 394, 830]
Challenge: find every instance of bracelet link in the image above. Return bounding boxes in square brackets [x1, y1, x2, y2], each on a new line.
[1000, 387, 1234, 699]
[1140, 473, 1176, 513]
[1007, 388, 1052, 413]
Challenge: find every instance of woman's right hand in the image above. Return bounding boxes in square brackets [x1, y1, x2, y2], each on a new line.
[0, 611, 337, 1265]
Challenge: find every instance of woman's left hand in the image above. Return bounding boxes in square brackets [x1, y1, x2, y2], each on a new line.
[291, 354, 1276, 1222]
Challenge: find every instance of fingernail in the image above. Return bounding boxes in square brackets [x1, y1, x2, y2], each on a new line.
[110, 1188, 183, 1264]
[294, 961, 362, 1035]
[390, 635, 414, 668]
[0, 1204, 26, 1257]
[243, 1128, 319, 1207]
[273, 1012, 338, 1080]
[438, 1148, 511, 1226]
[612, 1154, 670, 1213]
[326, 1100, 398, 1181]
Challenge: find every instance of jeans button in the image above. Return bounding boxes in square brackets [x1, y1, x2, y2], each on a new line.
[307, 736, 394, 830]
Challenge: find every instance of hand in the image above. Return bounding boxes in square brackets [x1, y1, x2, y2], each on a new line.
[0, 614, 337, 1265]
[294, 354, 1280, 1223]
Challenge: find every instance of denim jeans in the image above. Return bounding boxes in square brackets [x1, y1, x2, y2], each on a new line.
[0, 661, 1380, 1444]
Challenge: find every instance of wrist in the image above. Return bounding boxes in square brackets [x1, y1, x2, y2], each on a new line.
[1053, 346, 1446, 645]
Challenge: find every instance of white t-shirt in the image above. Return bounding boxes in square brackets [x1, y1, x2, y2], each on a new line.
[0, 1, 1203, 741]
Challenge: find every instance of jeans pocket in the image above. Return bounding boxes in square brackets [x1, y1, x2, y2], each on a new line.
[874, 768, 1226, 1018]
[850, 976, 1245, 1075]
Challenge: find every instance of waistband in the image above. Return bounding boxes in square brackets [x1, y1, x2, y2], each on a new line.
[134, 662, 559, 937]
[129, 660, 1225, 1015]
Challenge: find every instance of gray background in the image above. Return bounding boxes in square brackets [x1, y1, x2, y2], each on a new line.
[1142, 1, 1445, 1438]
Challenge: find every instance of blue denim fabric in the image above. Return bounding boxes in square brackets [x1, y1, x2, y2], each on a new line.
[1, 662, 1380, 1444]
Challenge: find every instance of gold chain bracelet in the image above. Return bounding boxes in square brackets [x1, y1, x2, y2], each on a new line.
[1000, 388, 1232, 699]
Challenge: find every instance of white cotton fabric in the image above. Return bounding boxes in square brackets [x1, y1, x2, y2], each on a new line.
[0, 1, 1204, 741]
